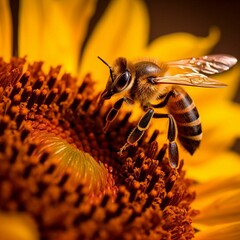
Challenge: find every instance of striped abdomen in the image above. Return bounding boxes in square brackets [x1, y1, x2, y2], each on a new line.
[167, 86, 202, 155]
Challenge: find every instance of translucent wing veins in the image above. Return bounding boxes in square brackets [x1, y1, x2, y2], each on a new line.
[168, 54, 238, 75]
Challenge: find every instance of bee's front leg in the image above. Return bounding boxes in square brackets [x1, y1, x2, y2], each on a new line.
[119, 108, 154, 154]
[103, 97, 134, 132]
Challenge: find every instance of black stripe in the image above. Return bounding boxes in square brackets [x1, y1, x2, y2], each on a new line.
[171, 107, 199, 123]
[178, 136, 201, 155]
[178, 123, 202, 136]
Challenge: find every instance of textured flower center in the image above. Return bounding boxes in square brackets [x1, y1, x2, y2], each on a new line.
[0, 58, 198, 239]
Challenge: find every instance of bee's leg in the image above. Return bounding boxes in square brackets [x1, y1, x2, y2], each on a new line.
[151, 90, 174, 108]
[119, 108, 154, 155]
[103, 98, 125, 132]
[103, 97, 134, 132]
[153, 113, 179, 168]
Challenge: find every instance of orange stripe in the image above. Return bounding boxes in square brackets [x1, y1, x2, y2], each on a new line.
[178, 133, 202, 141]
[169, 92, 186, 102]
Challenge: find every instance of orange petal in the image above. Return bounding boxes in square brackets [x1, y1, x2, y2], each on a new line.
[19, 0, 96, 74]
[0, 0, 12, 60]
[79, 0, 149, 89]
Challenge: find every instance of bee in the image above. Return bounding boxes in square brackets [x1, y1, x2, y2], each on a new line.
[98, 55, 237, 168]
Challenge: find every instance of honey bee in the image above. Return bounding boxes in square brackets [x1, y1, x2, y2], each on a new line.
[98, 55, 237, 168]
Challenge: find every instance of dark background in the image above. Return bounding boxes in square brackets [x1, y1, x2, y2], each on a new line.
[147, 0, 240, 60]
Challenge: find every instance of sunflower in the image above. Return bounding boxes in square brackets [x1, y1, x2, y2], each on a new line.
[0, 0, 239, 240]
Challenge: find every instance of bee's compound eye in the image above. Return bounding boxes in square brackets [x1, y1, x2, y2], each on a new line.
[115, 71, 131, 92]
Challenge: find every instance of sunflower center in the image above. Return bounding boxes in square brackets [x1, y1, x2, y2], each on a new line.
[0, 58, 198, 239]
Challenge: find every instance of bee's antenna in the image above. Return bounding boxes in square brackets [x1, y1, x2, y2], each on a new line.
[98, 56, 114, 82]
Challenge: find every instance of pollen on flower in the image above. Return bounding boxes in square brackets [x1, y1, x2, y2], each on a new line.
[0, 57, 197, 239]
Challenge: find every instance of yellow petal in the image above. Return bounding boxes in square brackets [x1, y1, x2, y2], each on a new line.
[0, 0, 12, 60]
[0, 212, 39, 240]
[186, 65, 240, 104]
[185, 151, 240, 182]
[148, 99, 239, 172]
[19, 0, 96, 74]
[201, 104, 239, 153]
[144, 27, 220, 61]
[215, 65, 240, 101]
[79, 0, 149, 89]
[193, 175, 240, 208]
[194, 222, 240, 240]
[194, 190, 240, 225]
[199, 101, 240, 148]
[176, 98, 240, 169]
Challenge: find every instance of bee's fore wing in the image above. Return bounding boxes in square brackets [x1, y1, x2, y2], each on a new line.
[167, 54, 237, 75]
[153, 73, 227, 88]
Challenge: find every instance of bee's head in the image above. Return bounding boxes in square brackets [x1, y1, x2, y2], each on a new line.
[98, 57, 132, 100]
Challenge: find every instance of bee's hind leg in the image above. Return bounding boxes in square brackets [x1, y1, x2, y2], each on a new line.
[119, 108, 154, 155]
[153, 113, 179, 168]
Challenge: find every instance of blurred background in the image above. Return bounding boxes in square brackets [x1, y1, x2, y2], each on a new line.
[87, 0, 240, 59]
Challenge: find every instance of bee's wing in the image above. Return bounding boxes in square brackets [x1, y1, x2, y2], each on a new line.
[153, 73, 227, 88]
[167, 54, 237, 75]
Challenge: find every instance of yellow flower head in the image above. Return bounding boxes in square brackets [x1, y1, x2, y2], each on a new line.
[0, 0, 239, 239]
